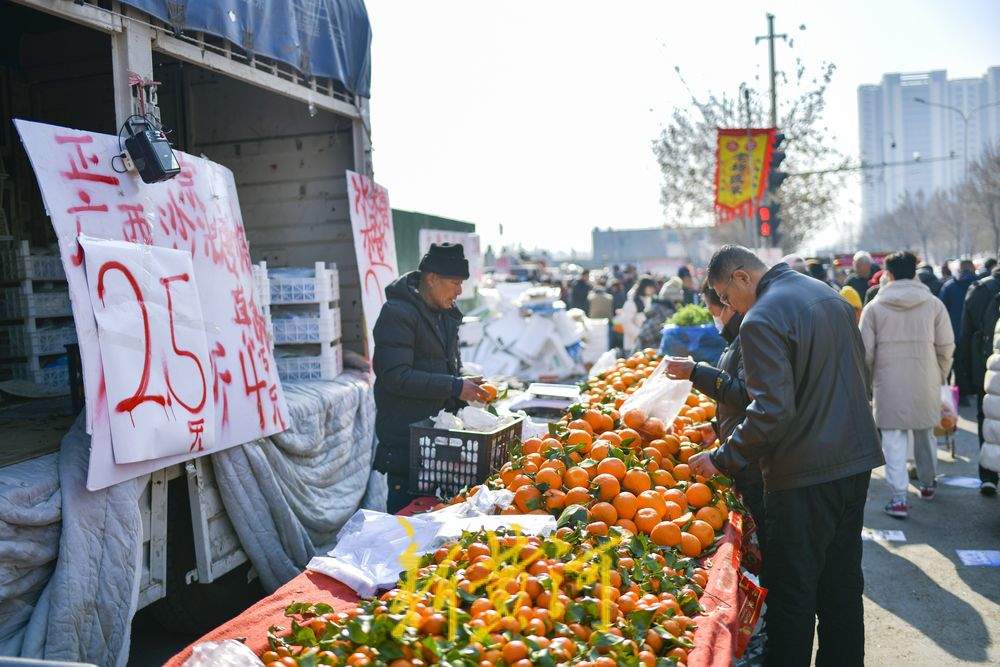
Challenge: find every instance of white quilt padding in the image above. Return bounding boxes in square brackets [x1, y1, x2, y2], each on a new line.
[0, 372, 381, 665]
[0, 453, 60, 655]
[0, 414, 146, 667]
[211, 372, 383, 592]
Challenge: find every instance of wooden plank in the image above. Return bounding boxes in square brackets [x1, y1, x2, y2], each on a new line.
[156, 33, 359, 120]
[10, 0, 121, 34]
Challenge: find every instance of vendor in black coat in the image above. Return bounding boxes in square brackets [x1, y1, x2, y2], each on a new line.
[372, 243, 489, 513]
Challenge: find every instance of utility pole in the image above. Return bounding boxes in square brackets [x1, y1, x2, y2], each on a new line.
[756, 13, 787, 128]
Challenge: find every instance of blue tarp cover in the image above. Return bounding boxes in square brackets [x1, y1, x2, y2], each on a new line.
[123, 0, 372, 97]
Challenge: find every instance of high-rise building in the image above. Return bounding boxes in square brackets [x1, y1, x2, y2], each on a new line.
[858, 67, 1000, 227]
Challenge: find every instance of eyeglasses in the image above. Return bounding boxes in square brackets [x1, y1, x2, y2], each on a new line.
[716, 265, 744, 307]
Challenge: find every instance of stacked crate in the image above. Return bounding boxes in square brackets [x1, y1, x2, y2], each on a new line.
[250, 261, 273, 350]
[0, 240, 75, 390]
[269, 262, 343, 382]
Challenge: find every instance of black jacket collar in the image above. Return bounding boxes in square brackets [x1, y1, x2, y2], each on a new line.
[756, 262, 792, 299]
[722, 312, 743, 344]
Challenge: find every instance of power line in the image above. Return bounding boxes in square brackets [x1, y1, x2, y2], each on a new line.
[788, 153, 958, 178]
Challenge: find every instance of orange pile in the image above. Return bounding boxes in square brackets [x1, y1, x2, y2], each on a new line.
[484, 351, 728, 559]
[260, 349, 740, 667]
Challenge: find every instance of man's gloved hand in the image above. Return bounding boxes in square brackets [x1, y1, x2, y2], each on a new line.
[459, 379, 491, 403]
[665, 356, 695, 380]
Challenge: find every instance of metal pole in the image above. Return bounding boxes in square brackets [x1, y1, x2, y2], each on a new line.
[744, 88, 758, 248]
[962, 112, 969, 180]
[767, 13, 777, 128]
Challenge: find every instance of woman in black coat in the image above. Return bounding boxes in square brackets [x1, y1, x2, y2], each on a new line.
[664, 282, 766, 571]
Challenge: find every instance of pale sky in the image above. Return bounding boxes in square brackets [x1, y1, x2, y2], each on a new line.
[364, 0, 1000, 255]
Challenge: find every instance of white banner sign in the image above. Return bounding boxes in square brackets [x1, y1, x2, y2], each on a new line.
[15, 119, 289, 490]
[80, 236, 216, 463]
[346, 170, 399, 356]
[418, 229, 482, 300]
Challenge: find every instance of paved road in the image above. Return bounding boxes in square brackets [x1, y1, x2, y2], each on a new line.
[858, 403, 1000, 665]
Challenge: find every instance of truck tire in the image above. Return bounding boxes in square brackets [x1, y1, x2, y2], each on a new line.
[147, 477, 264, 635]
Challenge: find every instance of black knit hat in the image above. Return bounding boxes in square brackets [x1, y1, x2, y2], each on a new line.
[419, 242, 470, 279]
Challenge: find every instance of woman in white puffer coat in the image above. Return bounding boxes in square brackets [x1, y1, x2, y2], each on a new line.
[979, 318, 1000, 486]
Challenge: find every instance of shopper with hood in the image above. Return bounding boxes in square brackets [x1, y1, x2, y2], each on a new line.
[860, 251, 954, 518]
[616, 275, 656, 353]
[940, 259, 977, 339]
[372, 243, 490, 512]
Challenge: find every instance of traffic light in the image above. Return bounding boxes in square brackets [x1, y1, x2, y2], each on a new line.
[768, 132, 788, 193]
[757, 204, 781, 240]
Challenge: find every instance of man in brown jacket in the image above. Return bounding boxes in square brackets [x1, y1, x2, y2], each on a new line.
[860, 251, 954, 518]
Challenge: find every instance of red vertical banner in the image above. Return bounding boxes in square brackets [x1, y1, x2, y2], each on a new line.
[714, 128, 776, 223]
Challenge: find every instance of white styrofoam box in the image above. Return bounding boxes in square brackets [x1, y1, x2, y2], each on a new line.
[275, 344, 342, 383]
[582, 318, 610, 364]
[0, 289, 72, 320]
[272, 306, 341, 345]
[0, 244, 65, 282]
[510, 315, 555, 361]
[0, 358, 70, 389]
[459, 315, 483, 348]
[0, 325, 77, 358]
[483, 310, 523, 350]
[553, 309, 584, 347]
[269, 262, 339, 304]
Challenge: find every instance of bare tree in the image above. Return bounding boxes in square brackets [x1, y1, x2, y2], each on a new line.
[652, 60, 849, 250]
[966, 142, 1000, 258]
[928, 187, 967, 259]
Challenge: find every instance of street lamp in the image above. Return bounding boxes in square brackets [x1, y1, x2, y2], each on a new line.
[914, 96, 1000, 180]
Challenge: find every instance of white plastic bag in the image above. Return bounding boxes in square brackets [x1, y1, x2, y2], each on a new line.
[458, 406, 505, 431]
[618, 358, 692, 425]
[982, 442, 1000, 473]
[432, 409, 465, 430]
[589, 349, 619, 378]
[940, 385, 959, 430]
[183, 640, 263, 667]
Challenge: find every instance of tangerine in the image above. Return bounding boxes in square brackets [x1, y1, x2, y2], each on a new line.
[663, 500, 684, 520]
[672, 463, 692, 481]
[567, 419, 594, 435]
[589, 442, 610, 461]
[597, 457, 626, 480]
[590, 501, 617, 525]
[513, 486, 542, 513]
[543, 488, 567, 511]
[623, 409, 647, 430]
[650, 521, 682, 547]
[641, 418, 666, 438]
[598, 431, 622, 446]
[688, 519, 716, 548]
[615, 518, 638, 534]
[686, 482, 713, 507]
[636, 490, 667, 517]
[564, 486, 593, 507]
[623, 468, 652, 494]
[566, 429, 594, 448]
[612, 491, 638, 519]
[651, 469, 676, 487]
[662, 488, 688, 510]
[695, 506, 724, 530]
[592, 473, 621, 500]
[634, 507, 661, 534]
[563, 467, 590, 488]
[586, 521, 609, 536]
[522, 438, 543, 454]
[679, 532, 702, 557]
